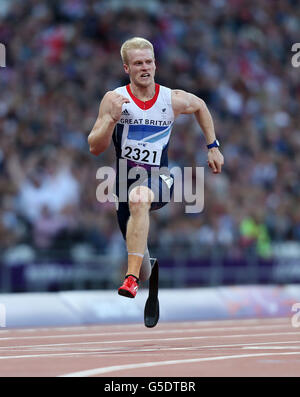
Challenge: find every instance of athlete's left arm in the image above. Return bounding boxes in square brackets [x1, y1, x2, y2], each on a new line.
[172, 89, 224, 174]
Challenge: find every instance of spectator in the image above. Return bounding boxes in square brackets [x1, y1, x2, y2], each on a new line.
[0, 0, 299, 266]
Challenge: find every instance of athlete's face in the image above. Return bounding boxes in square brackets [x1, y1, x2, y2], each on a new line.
[124, 49, 156, 88]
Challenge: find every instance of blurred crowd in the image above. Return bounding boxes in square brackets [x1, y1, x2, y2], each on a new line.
[0, 0, 300, 264]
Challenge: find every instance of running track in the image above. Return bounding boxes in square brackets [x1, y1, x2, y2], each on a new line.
[0, 317, 299, 377]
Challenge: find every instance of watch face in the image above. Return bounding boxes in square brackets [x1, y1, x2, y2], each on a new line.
[215, 139, 220, 147]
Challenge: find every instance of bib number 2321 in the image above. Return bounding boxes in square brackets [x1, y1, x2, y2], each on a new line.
[122, 140, 162, 166]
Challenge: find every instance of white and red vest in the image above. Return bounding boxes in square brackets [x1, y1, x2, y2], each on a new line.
[112, 84, 174, 171]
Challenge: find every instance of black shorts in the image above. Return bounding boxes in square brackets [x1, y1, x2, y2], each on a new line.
[114, 171, 174, 240]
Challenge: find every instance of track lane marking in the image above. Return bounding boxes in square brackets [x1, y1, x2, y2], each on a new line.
[59, 351, 300, 377]
[0, 323, 295, 342]
[0, 317, 290, 337]
[0, 339, 298, 353]
[0, 331, 298, 351]
[243, 346, 300, 350]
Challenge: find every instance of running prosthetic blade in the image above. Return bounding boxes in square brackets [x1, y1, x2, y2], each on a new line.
[144, 258, 159, 328]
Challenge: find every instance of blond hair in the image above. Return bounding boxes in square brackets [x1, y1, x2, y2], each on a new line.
[120, 37, 154, 65]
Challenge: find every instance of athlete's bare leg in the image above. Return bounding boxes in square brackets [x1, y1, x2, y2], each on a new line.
[126, 186, 154, 279]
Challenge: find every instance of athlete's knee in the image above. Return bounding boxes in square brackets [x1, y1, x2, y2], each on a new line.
[128, 186, 154, 213]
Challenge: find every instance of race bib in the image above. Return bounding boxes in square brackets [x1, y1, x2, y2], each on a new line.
[121, 139, 162, 166]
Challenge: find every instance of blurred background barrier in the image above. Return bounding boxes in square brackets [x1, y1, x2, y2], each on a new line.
[0, 0, 300, 296]
[1, 284, 300, 328]
[1, 248, 300, 293]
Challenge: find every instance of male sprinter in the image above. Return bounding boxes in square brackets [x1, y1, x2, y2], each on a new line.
[88, 37, 224, 307]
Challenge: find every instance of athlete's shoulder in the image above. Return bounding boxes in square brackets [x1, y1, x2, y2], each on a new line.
[171, 89, 189, 106]
[170, 89, 195, 117]
[171, 89, 206, 116]
[171, 88, 186, 96]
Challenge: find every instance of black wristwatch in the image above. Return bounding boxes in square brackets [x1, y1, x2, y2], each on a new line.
[207, 139, 220, 149]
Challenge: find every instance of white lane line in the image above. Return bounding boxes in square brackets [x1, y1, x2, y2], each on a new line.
[0, 352, 104, 360]
[1, 339, 298, 354]
[50, 340, 300, 355]
[0, 332, 298, 353]
[0, 343, 298, 361]
[52, 341, 300, 355]
[0, 323, 293, 342]
[59, 352, 300, 377]
[0, 340, 299, 360]
[243, 346, 300, 350]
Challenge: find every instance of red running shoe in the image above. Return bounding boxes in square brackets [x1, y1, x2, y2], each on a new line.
[118, 275, 139, 298]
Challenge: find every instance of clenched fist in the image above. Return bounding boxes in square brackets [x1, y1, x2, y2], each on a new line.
[108, 92, 130, 122]
[207, 147, 224, 174]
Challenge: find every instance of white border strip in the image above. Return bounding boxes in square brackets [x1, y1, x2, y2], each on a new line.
[59, 352, 300, 377]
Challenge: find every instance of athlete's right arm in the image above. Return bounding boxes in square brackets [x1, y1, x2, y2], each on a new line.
[88, 91, 130, 155]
